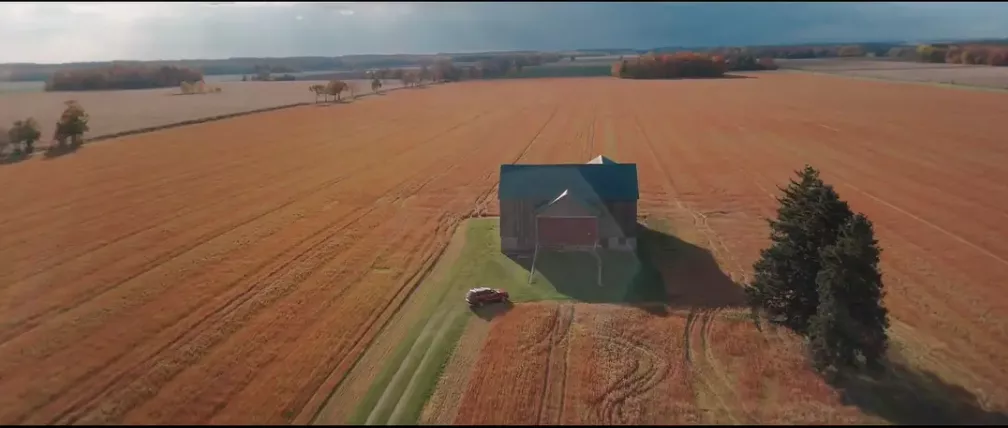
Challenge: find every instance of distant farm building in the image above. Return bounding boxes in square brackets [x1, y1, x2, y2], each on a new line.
[498, 155, 639, 253]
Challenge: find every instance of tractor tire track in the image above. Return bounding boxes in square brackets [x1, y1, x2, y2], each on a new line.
[0, 100, 502, 346]
[0, 106, 407, 229]
[590, 333, 669, 425]
[684, 309, 741, 424]
[0, 105, 434, 278]
[387, 309, 463, 425]
[537, 304, 574, 425]
[630, 113, 746, 282]
[699, 310, 749, 423]
[367, 310, 448, 425]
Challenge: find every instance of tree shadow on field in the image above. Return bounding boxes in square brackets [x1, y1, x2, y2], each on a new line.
[831, 356, 1008, 425]
[42, 142, 82, 160]
[0, 151, 33, 165]
[720, 74, 756, 79]
[504, 222, 745, 316]
[470, 300, 514, 322]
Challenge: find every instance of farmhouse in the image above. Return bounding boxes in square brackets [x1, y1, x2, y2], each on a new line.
[498, 155, 639, 253]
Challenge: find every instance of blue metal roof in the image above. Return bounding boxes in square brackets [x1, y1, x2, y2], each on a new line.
[498, 163, 639, 201]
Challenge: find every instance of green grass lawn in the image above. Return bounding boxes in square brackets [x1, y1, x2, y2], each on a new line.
[455, 218, 665, 304]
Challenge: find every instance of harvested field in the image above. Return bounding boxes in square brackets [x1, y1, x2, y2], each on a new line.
[778, 58, 1008, 89]
[1, 72, 1007, 424]
[452, 303, 867, 424]
[0, 79, 400, 144]
[454, 303, 1008, 424]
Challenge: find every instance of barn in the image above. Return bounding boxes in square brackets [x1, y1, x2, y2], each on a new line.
[498, 155, 639, 253]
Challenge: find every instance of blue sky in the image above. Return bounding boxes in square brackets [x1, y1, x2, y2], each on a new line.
[1, 2, 1006, 63]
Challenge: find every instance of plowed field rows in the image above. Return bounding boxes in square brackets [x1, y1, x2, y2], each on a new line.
[1, 73, 1007, 424]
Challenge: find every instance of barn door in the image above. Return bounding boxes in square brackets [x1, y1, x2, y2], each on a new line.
[537, 217, 599, 247]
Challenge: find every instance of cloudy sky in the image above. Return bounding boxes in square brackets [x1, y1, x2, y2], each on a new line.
[1, 2, 1006, 64]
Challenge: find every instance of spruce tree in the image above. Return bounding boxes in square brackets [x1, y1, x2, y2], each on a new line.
[747, 165, 854, 333]
[809, 213, 889, 371]
[808, 274, 856, 373]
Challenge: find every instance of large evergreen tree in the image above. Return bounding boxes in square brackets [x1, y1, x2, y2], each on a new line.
[747, 165, 854, 333]
[808, 214, 889, 371]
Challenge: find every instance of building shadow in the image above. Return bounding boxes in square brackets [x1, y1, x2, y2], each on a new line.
[639, 224, 747, 310]
[831, 357, 1008, 425]
[43, 142, 82, 160]
[503, 222, 745, 311]
[469, 300, 515, 322]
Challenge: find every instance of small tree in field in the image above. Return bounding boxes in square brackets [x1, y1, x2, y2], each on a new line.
[747, 165, 854, 333]
[809, 214, 889, 373]
[54, 101, 89, 147]
[8, 118, 41, 154]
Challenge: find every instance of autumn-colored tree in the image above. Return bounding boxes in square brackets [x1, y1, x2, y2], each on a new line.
[54, 101, 89, 147]
[615, 52, 726, 79]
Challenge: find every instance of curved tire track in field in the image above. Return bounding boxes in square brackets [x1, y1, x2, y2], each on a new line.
[589, 332, 669, 425]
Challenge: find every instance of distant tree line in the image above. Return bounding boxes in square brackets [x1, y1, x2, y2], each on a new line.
[45, 65, 204, 91]
[896, 44, 1008, 66]
[707, 41, 1008, 67]
[713, 45, 867, 60]
[611, 52, 777, 79]
[4, 53, 567, 83]
[613, 53, 727, 79]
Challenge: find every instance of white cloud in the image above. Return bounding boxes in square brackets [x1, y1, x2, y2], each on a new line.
[1, 3, 1007, 64]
